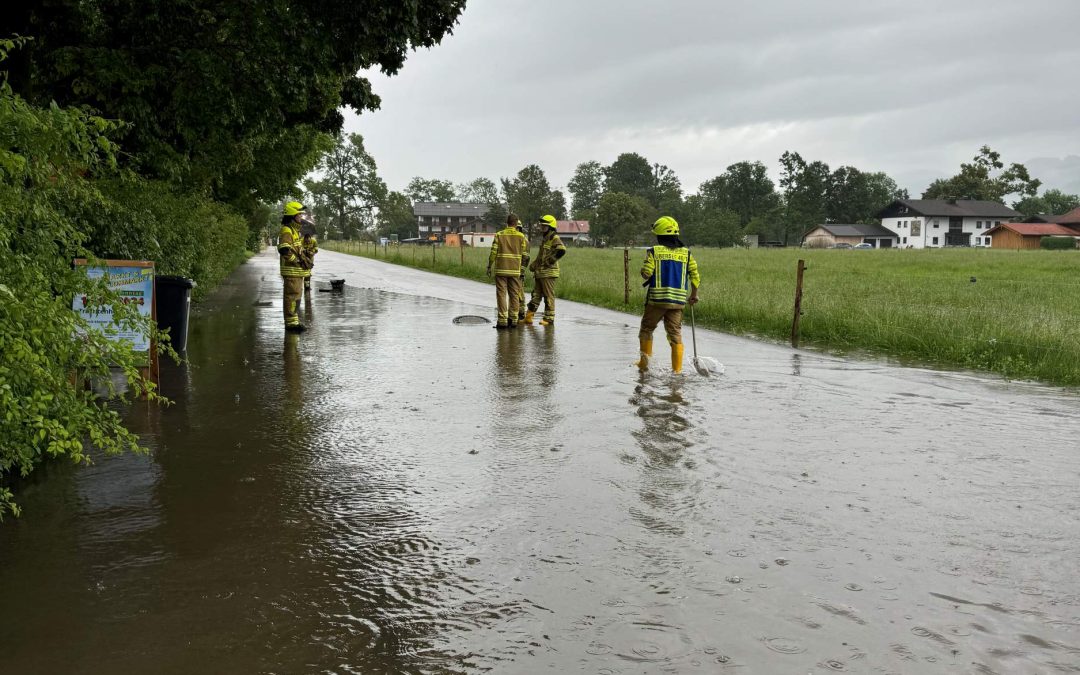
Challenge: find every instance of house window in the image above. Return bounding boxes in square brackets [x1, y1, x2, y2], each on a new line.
[932, 237, 939, 245]
[479, 237, 485, 243]
[985, 237, 991, 245]
[995, 221, 1001, 226]
[933, 219, 940, 227]
[902, 237, 907, 244]
[976, 221, 982, 229]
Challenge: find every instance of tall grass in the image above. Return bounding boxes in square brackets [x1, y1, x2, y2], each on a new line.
[324, 241, 1080, 387]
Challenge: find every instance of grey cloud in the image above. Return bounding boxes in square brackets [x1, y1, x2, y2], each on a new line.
[346, 0, 1080, 196]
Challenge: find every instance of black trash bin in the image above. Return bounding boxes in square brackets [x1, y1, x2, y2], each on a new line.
[155, 275, 197, 352]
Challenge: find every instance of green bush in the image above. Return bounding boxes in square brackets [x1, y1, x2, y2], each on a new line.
[90, 179, 251, 300]
[0, 49, 165, 518]
[1040, 236, 1078, 251]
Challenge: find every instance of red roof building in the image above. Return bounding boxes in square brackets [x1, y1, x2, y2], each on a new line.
[556, 220, 590, 243]
[982, 222, 1080, 249]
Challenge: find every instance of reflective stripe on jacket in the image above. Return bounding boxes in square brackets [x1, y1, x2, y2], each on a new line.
[278, 224, 308, 277]
[641, 245, 700, 305]
[533, 234, 566, 279]
[489, 227, 527, 276]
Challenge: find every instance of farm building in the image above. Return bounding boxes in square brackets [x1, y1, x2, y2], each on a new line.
[556, 220, 590, 244]
[802, 223, 899, 248]
[877, 199, 1020, 248]
[981, 222, 1080, 249]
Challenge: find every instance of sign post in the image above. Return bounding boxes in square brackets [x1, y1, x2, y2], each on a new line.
[72, 259, 159, 389]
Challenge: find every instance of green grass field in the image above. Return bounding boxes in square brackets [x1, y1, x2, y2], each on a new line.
[324, 241, 1080, 388]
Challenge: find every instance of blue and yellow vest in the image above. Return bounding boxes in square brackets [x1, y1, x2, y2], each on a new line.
[643, 245, 696, 305]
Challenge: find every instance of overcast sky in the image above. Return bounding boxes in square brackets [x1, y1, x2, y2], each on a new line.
[344, 0, 1080, 199]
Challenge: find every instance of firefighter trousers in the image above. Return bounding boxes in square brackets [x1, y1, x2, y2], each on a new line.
[639, 303, 683, 344]
[283, 276, 305, 327]
[527, 277, 557, 321]
[495, 275, 522, 326]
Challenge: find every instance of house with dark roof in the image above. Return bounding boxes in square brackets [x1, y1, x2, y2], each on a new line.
[877, 199, 1020, 248]
[802, 223, 899, 248]
[413, 202, 491, 241]
[1018, 205, 1080, 226]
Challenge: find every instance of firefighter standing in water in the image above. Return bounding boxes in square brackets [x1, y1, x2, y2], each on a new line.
[486, 213, 528, 329]
[635, 216, 700, 373]
[299, 215, 318, 292]
[523, 214, 566, 326]
[278, 201, 311, 332]
[516, 218, 530, 322]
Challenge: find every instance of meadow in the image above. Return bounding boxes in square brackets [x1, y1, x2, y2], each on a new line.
[324, 241, 1080, 388]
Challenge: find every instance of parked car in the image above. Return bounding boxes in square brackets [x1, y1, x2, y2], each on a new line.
[853, 243, 874, 249]
[829, 243, 853, 249]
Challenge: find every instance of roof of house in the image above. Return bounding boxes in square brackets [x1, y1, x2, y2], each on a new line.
[983, 222, 1080, 237]
[878, 199, 1020, 218]
[413, 202, 490, 217]
[807, 223, 898, 238]
[556, 220, 590, 235]
[1057, 206, 1080, 224]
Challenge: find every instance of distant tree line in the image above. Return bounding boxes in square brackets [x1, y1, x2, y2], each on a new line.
[324, 142, 1077, 248]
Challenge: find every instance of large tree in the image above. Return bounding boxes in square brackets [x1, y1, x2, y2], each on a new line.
[375, 191, 416, 241]
[405, 177, 457, 203]
[697, 161, 779, 227]
[1013, 188, 1080, 218]
[456, 177, 500, 204]
[303, 133, 386, 240]
[567, 160, 604, 219]
[603, 153, 655, 204]
[779, 151, 830, 244]
[826, 167, 907, 224]
[6, 0, 465, 206]
[502, 165, 555, 238]
[592, 192, 652, 247]
[923, 145, 1041, 202]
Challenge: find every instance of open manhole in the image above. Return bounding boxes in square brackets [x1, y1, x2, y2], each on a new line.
[453, 315, 491, 325]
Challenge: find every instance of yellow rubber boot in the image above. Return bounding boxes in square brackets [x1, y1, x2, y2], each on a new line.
[634, 339, 653, 370]
[523, 311, 535, 325]
[671, 343, 684, 373]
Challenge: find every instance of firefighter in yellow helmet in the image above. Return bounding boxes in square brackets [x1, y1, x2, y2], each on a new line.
[278, 201, 311, 332]
[635, 216, 700, 373]
[486, 213, 528, 329]
[523, 214, 566, 326]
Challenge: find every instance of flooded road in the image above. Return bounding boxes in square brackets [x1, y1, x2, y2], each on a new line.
[2, 249, 1079, 674]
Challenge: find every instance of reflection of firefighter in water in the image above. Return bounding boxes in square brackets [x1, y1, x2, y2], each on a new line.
[283, 332, 303, 405]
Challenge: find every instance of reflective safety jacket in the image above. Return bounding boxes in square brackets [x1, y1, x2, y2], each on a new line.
[641, 245, 700, 306]
[302, 234, 318, 272]
[278, 224, 308, 278]
[520, 235, 531, 278]
[489, 226, 528, 276]
[532, 233, 566, 279]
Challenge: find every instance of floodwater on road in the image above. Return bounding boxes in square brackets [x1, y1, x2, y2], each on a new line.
[2, 249, 1079, 674]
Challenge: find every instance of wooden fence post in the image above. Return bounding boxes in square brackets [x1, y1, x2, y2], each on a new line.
[791, 259, 806, 348]
[460, 242, 464, 266]
[623, 247, 630, 304]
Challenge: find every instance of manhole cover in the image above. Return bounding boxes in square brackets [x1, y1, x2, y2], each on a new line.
[453, 315, 490, 325]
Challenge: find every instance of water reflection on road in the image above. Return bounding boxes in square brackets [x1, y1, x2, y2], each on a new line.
[1, 250, 1079, 674]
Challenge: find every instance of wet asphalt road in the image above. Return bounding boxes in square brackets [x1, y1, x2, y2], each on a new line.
[1, 249, 1079, 674]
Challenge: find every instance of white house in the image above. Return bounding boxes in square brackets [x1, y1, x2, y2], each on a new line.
[877, 199, 1020, 249]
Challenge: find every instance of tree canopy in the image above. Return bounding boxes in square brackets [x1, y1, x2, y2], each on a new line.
[923, 146, 1040, 202]
[7, 0, 465, 205]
